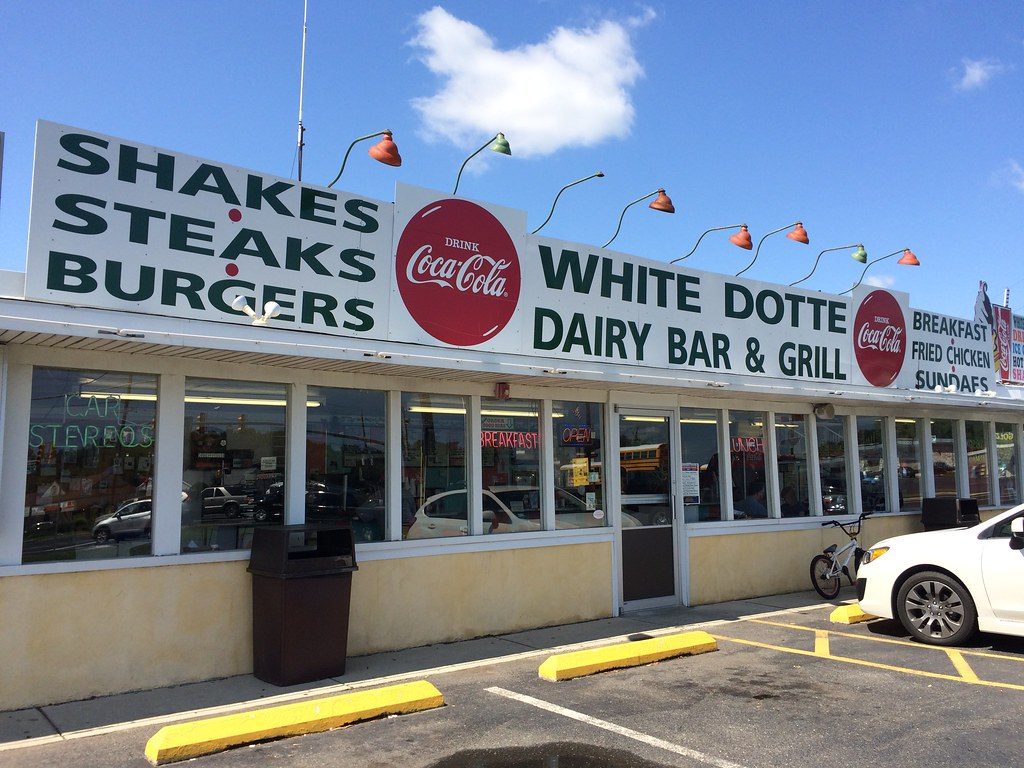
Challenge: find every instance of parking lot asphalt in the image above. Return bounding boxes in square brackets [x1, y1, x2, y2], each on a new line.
[4, 595, 1023, 768]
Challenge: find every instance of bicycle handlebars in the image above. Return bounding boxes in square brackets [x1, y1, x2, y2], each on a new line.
[820, 511, 873, 529]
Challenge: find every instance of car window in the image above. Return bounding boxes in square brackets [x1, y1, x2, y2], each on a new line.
[424, 493, 467, 520]
[202, 488, 215, 499]
[989, 512, 1024, 539]
[555, 489, 587, 512]
[493, 490, 539, 519]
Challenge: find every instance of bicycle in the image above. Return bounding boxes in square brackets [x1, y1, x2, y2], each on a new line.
[810, 512, 872, 599]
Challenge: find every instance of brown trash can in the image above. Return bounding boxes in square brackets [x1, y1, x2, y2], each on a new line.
[248, 524, 358, 686]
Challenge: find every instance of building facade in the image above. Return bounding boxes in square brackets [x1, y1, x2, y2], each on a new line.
[0, 122, 1020, 710]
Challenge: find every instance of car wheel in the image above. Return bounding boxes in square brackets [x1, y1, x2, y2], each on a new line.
[896, 571, 977, 646]
[653, 509, 671, 526]
[253, 507, 269, 523]
[94, 527, 113, 544]
[223, 503, 239, 519]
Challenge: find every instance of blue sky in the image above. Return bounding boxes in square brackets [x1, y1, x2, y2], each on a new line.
[1, 1, 1022, 318]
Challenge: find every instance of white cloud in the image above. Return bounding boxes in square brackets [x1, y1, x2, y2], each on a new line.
[952, 57, 1005, 91]
[409, 7, 652, 158]
[864, 275, 897, 289]
[1007, 160, 1024, 193]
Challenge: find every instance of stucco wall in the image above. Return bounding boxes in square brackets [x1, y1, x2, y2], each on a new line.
[0, 541, 612, 711]
[688, 515, 922, 605]
[687, 509, 1008, 605]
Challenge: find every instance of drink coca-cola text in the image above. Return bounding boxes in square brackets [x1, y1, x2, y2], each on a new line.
[405, 246, 510, 297]
[857, 318, 903, 354]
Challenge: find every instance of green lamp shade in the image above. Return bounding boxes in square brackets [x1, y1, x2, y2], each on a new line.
[490, 133, 512, 156]
[852, 246, 868, 264]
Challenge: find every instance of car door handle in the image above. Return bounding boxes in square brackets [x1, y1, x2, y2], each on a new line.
[427, 523, 436, 529]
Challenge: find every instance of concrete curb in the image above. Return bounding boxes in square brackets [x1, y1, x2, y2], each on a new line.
[538, 630, 717, 681]
[830, 604, 877, 624]
[144, 680, 444, 765]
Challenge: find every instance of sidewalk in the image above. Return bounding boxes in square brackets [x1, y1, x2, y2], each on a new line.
[0, 588, 851, 751]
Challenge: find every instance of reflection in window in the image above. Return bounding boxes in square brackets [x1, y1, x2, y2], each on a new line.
[182, 379, 286, 552]
[553, 401, 606, 529]
[619, 414, 672, 527]
[730, 411, 768, 519]
[776, 414, 810, 517]
[480, 398, 540, 535]
[964, 421, 990, 506]
[858, 416, 889, 512]
[402, 393, 468, 539]
[895, 419, 923, 511]
[996, 423, 1018, 505]
[680, 408, 721, 522]
[24, 369, 157, 563]
[817, 417, 849, 516]
[306, 388, 386, 542]
[930, 419, 958, 498]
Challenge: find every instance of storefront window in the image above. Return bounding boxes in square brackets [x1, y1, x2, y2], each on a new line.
[553, 401, 605, 529]
[817, 416, 849, 516]
[680, 408, 721, 522]
[930, 419, 958, 498]
[996, 423, 1018, 505]
[182, 379, 286, 552]
[895, 419, 923, 511]
[480, 398, 540, 535]
[306, 387, 386, 542]
[964, 421, 990, 506]
[24, 368, 157, 563]
[729, 410, 768, 518]
[858, 416, 889, 512]
[776, 413, 810, 517]
[402, 393, 468, 539]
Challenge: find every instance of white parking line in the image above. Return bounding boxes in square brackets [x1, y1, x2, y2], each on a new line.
[486, 686, 748, 768]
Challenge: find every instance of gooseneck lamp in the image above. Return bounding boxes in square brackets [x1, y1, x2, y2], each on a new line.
[735, 222, 809, 277]
[841, 249, 920, 294]
[532, 172, 605, 234]
[670, 224, 751, 264]
[326, 130, 401, 188]
[602, 189, 675, 249]
[789, 244, 865, 287]
[453, 133, 511, 195]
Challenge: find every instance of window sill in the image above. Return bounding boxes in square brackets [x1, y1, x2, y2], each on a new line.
[0, 527, 615, 577]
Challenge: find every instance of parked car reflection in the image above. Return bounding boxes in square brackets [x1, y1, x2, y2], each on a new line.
[251, 481, 384, 541]
[92, 498, 152, 543]
[407, 487, 634, 539]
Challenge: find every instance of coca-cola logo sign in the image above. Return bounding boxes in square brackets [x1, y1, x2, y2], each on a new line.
[854, 290, 907, 387]
[396, 198, 521, 346]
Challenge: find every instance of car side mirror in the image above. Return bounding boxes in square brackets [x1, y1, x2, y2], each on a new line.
[1010, 518, 1024, 550]
[482, 510, 495, 523]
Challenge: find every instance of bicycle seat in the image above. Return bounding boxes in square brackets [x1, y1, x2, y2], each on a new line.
[823, 543, 837, 555]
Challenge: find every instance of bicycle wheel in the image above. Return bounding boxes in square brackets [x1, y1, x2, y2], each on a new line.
[810, 554, 841, 599]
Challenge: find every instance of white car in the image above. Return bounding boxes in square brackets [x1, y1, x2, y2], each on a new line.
[407, 487, 638, 539]
[857, 505, 1024, 645]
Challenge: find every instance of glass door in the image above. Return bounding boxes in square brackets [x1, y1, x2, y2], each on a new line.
[618, 410, 677, 604]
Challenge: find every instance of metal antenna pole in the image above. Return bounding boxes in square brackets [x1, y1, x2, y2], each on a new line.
[296, 0, 308, 181]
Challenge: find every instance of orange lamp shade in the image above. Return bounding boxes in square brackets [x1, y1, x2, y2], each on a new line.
[897, 249, 920, 266]
[729, 225, 753, 250]
[648, 189, 675, 213]
[368, 133, 402, 167]
[786, 223, 809, 244]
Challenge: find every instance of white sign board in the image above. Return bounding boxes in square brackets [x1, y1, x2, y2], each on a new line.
[26, 121, 394, 337]
[909, 308, 993, 392]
